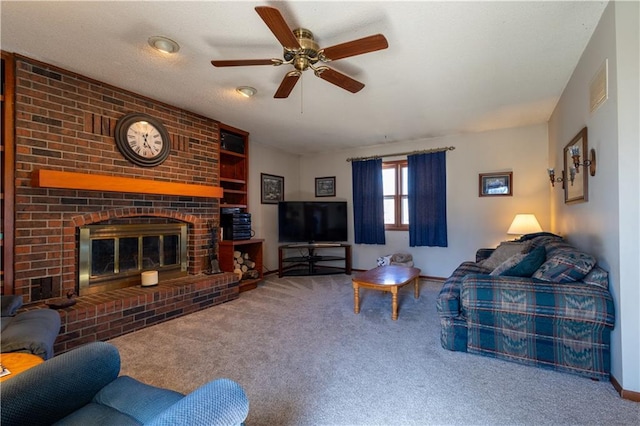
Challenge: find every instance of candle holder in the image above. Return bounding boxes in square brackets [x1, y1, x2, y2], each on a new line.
[547, 168, 565, 189]
[568, 145, 596, 176]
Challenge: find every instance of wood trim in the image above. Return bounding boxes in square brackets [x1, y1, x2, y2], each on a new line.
[1, 51, 16, 295]
[32, 169, 223, 198]
[611, 374, 640, 402]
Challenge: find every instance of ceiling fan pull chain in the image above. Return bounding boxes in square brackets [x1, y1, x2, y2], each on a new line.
[300, 75, 304, 115]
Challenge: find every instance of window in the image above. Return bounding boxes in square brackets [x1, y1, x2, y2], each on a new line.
[382, 160, 408, 230]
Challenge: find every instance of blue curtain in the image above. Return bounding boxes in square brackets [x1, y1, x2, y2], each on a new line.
[408, 151, 448, 247]
[351, 159, 386, 245]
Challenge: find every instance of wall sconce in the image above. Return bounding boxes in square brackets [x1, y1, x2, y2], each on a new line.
[569, 146, 597, 177]
[548, 148, 596, 188]
[547, 168, 566, 189]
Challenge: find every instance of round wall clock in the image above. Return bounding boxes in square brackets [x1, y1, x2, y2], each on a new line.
[115, 113, 171, 167]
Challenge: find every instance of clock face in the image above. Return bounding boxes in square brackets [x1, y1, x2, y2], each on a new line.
[126, 121, 164, 159]
[115, 113, 170, 167]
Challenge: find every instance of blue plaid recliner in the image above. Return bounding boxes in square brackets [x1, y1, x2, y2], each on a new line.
[436, 234, 615, 380]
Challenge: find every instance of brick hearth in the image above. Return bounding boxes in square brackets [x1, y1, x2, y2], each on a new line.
[21, 273, 239, 354]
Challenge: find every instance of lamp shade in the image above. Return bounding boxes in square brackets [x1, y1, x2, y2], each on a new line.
[507, 214, 542, 235]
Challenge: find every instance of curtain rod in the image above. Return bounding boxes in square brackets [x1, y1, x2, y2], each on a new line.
[346, 146, 455, 162]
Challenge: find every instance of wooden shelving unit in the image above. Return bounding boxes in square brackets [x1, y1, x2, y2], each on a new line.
[219, 124, 249, 209]
[219, 239, 264, 292]
[217, 124, 263, 291]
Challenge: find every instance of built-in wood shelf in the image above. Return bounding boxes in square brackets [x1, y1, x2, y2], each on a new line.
[32, 169, 223, 198]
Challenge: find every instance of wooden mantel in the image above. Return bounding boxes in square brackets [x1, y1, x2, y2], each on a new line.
[32, 169, 223, 198]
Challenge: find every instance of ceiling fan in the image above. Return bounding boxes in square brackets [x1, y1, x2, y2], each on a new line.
[211, 6, 389, 98]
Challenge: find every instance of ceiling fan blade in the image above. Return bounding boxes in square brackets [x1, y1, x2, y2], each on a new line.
[211, 59, 277, 67]
[321, 34, 388, 61]
[315, 67, 365, 93]
[255, 6, 300, 50]
[274, 72, 301, 98]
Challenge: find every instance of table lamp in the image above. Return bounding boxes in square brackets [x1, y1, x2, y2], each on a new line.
[507, 214, 542, 238]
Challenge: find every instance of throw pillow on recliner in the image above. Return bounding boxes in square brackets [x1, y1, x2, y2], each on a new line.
[582, 266, 609, 290]
[532, 247, 596, 283]
[490, 252, 527, 276]
[492, 246, 547, 277]
[480, 241, 530, 270]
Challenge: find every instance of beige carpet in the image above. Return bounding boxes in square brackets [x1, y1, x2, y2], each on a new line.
[109, 274, 639, 425]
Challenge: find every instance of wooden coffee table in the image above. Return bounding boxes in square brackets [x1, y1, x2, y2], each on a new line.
[0, 353, 44, 382]
[352, 265, 421, 320]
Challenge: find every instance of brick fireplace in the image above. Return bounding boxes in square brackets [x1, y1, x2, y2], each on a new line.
[9, 55, 240, 352]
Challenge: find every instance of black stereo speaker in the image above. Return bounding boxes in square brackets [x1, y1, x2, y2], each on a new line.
[221, 212, 252, 241]
[220, 131, 245, 154]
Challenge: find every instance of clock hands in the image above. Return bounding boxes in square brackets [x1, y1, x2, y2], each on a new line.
[135, 131, 159, 157]
[142, 132, 151, 148]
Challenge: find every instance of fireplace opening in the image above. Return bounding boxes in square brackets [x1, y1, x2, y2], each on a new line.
[79, 223, 188, 295]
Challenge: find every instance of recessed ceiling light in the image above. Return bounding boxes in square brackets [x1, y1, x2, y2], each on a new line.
[236, 86, 257, 98]
[148, 36, 180, 54]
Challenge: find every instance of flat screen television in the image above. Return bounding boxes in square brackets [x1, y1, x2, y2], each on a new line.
[278, 201, 348, 243]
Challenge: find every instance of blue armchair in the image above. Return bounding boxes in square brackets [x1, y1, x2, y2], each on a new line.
[1, 341, 249, 425]
[1, 295, 61, 359]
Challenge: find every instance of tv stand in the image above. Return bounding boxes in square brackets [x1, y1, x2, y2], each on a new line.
[278, 243, 352, 278]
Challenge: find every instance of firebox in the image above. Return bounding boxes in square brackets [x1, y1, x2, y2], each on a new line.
[78, 223, 188, 295]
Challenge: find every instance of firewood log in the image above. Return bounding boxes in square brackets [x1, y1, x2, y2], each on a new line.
[243, 270, 259, 280]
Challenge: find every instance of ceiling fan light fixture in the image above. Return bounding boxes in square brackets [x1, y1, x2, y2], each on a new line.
[236, 86, 257, 98]
[148, 36, 180, 54]
[211, 6, 388, 99]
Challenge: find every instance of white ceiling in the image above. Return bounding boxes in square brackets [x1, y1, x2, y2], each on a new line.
[1, 1, 607, 155]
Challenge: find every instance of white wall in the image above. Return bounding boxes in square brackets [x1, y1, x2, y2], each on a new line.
[615, 0, 640, 396]
[548, 0, 639, 393]
[247, 141, 300, 273]
[297, 124, 550, 277]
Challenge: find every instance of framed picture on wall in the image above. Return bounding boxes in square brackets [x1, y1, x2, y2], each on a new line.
[563, 127, 589, 204]
[315, 176, 336, 197]
[261, 173, 284, 204]
[479, 172, 513, 197]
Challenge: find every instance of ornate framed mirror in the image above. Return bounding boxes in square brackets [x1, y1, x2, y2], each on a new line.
[563, 127, 589, 204]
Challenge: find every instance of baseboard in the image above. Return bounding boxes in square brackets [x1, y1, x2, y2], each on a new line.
[611, 374, 640, 402]
[422, 275, 446, 282]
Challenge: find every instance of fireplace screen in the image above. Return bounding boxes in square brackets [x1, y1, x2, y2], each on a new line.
[79, 224, 187, 295]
